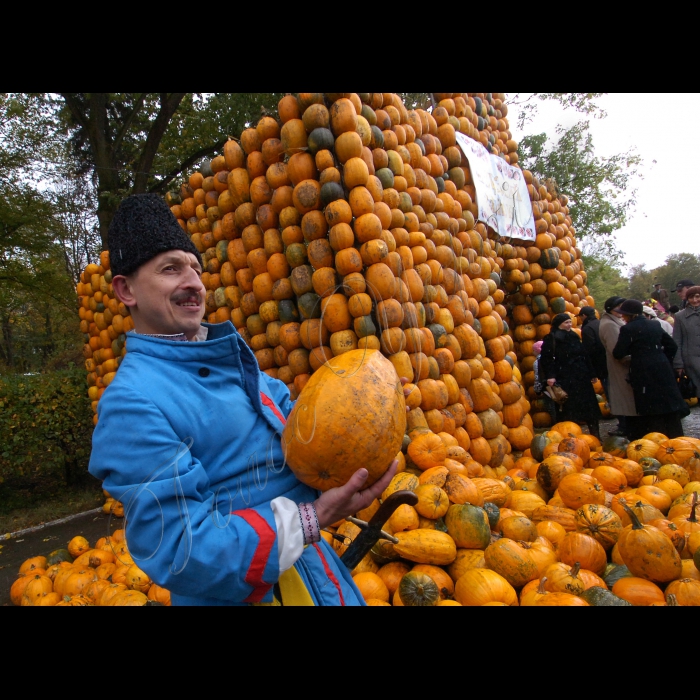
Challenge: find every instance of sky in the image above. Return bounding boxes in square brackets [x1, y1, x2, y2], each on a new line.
[507, 93, 700, 274]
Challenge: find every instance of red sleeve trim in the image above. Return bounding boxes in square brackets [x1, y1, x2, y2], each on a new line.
[312, 543, 346, 606]
[260, 391, 287, 425]
[232, 508, 275, 603]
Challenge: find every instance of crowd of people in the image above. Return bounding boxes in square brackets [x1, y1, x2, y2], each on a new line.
[533, 279, 700, 441]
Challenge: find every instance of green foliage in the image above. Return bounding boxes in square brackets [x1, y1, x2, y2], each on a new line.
[58, 92, 285, 246]
[518, 121, 642, 261]
[582, 254, 629, 312]
[0, 368, 94, 488]
[508, 93, 608, 131]
[626, 253, 700, 305]
[399, 93, 432, 110]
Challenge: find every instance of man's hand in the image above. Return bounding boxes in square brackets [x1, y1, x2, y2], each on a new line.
[314, 459, 398, 530]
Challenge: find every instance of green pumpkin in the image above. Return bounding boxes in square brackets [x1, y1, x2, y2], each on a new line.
[370, 125, 384, 149]
[360, 104, 376, 125]
[307, 127, 334, 155]
[399, 571, 440, 606]
[532, 295, 549, 315]
[580, 586, 633, 607]
[639, 457, 662, 475]
[540, 248, 560, 269]
[46, 549, 73, 566]
[399, 192, 413, 213]
[444, 504, 491, 549]
[482, 502, 501, 530]
[549, 296, 566, 314]
[447, 167, 465, 189]
[603, 564, 634, 588]
[320, 181, 344, 207]
[215, 240, 229, 264]
[530, 433, 551, 462]
[165, 191, 182, 206]
[375, 168, 395, 190]
[602, 435, 630, 458]
[370, 538, 401, 565]
[353, 315, 376, 338]
[428, 323, 447, 347]
[278, 300, 300, 324]
[297, 292, 321, 320]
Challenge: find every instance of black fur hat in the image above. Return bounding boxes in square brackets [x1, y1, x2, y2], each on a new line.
[108, 194, 203, 277]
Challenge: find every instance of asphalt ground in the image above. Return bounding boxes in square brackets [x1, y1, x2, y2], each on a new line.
[1, 509, 124, 606]
[2, 406, 699, 606]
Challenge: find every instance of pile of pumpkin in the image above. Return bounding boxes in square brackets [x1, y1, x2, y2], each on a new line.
[505, 195, 594, 429]
[336, 426, 700, 605]
[158, 92, 538, 471]
[76, 251, 130, 425]
[10, 531, 171, 606]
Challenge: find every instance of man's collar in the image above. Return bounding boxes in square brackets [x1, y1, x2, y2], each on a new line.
[136, 325, 209, 342]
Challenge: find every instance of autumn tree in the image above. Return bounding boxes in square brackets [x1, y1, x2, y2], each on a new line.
[58, 93, 283, 247]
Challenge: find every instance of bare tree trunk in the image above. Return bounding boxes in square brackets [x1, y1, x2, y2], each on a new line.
[2, 315, 14, 369]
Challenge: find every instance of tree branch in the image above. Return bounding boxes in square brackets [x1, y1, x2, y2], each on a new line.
[148, 140, 227, 194]
[133, 93, 186, 194]
[112, 93, 147, 154]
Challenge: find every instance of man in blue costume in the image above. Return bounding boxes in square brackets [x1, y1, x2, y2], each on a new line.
[89, 194, 398, 605]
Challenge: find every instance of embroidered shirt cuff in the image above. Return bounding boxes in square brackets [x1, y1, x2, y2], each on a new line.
[297, 502, 321, 545]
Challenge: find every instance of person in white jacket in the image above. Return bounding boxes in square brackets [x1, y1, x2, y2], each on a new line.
[643, 306, 674, 336]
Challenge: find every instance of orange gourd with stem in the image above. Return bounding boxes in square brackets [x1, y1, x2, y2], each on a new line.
[617, 501, 682, 583]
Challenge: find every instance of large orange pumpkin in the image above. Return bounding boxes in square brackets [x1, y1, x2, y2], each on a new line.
[281, 349, 406, 490]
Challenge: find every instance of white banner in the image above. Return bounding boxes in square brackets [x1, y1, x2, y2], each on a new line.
[455, 131, 536, 242]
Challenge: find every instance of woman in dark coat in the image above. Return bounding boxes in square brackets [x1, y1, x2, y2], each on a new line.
[540, 313, 601, 438]
[612, 299, 688, 440]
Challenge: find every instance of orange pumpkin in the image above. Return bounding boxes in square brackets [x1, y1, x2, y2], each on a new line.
[574, 503, 623, 550]
[557, 473, 606, 509]
[281, 349, 406, 490]
[617, 501, 682, 583]
[353, 572, 390, 603]
[612, 577, 665, 606]
[664, 578, 700, 606]
[453, 568, 518, 606]
[557, 532, 607, 575]
[376, 561, 412, 596]
[656, 438, 696, 466]
[484, 538, 539, 588]
[411, 564, 455, 600]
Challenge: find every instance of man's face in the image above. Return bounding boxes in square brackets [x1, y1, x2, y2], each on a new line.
[115, 250, 205, 339]
[679, 285, 690, 300]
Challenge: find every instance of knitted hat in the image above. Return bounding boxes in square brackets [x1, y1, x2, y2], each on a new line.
[108, 194, 203, 277]
[642, 305, 657, 318]
[532, 340, 543, 354]
[618, 299, 643, 316]
[551, 313, 571, 328]
[604, 296, 626, 313]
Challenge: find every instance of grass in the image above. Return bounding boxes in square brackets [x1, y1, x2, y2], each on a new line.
[0, 472, 105, 535]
